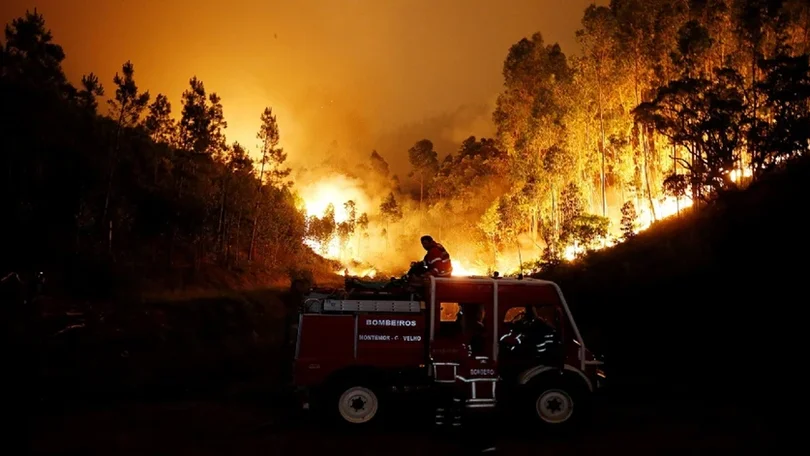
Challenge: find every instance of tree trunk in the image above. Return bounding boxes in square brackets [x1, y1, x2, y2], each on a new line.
[597, 76, 607, 218]
[102, 108, 127, 253]
[673, 144, 679, 215]
[249, 146, 269, 262]
[750, 46, 758, 179]
[217, 178, 227, 258]
[551, 185, 558, 256]
[232, 207, 242, 265]
[642, 126, 656, 221]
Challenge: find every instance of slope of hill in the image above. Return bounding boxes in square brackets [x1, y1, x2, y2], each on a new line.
[539, 157, 808, 405]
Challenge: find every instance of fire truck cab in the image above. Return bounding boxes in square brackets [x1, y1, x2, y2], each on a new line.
[292, 275, 605, 428]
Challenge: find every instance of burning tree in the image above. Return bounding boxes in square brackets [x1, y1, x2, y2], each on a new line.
[356, 212, 369, 257]
[306, 203, 337, 256]
[408, 139, 438, 229]
[620, 201, 638, 240]
[379, 192, 403, 248]
[337, 200, 357, 256]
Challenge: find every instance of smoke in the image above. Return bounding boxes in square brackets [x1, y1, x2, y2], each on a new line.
[281, 86, 379, 171]
[285, 93, 524, 277]
[373, 102, 496, 184]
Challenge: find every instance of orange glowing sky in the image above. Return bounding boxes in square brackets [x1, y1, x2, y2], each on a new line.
[2, 0, 605, 171]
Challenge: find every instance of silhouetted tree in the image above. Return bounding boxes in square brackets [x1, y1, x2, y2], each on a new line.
[370, 150, 390, 177]
[76, 73, 104, 114]
[620, 201, 638, 240]
[103, 60, 150, 251]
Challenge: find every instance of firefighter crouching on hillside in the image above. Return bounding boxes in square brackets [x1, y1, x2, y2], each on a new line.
[420, 235, 453, 277]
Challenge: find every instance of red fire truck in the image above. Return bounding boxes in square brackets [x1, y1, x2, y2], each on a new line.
[292, 275, 605, 428]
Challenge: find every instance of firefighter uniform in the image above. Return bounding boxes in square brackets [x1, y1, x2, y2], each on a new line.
[423, 242, 453, 277]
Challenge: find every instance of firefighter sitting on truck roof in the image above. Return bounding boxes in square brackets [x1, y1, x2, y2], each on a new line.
[420, 235, 453, 277]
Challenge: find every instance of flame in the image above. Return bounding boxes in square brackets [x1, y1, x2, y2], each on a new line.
[451, 261, 488, 277]
[297, 176, 367, 224]
[635, 194, 693, 233]
[346, 266, 376, 278]
[729, 167, 753, 183]
[296, 174, 371, 261]
[297, 166, 756, 277]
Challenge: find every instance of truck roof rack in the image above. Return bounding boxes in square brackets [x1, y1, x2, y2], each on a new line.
[322, 298, 421, 313]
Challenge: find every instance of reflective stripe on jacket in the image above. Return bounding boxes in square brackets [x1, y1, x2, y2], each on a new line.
[424, 243, 452, 277]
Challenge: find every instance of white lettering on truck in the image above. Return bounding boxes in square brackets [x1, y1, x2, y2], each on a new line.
[358, 334, 392, 341]
[357, 334, 422, 342]
[365, 319, 417, 327]
[470, 368, 495, 376]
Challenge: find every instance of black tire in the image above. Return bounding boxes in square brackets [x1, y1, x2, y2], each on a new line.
[525, 373, 590, 432]
[327, 379, 385, 428]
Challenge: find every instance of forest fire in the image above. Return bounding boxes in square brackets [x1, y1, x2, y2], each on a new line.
[297, 174, 497, 277]
[296, 173, 701, 276]
[296, 174, 372, 261]
[635, 195, 694, 233]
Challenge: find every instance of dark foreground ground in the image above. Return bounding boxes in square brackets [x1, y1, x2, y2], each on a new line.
[28, 387, 778, 456]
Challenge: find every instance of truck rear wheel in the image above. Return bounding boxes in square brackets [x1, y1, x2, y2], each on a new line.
[338, 385, 379, 424]
[329, 382, 384, 427]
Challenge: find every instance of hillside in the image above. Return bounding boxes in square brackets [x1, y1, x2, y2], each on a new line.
[539, 156, 808, 404]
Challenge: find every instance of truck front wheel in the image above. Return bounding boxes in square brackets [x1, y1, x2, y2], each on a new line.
[525, 375, 589, 430]
[535, 387, 574, 424]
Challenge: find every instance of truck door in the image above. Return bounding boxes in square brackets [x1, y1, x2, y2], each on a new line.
[429, 279, 497, 360]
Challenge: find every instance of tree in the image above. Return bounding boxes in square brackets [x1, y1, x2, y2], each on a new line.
[179, 77, 208, 154]
[0, 10, 312, 288]
[256, 107, 290, 188]
[577, 5, 618, 217]
[76, 73, 104, 113]
[306, 204, 337, 256]
[142, 93, 176, 184]
[662, 173, 689, 214]
[407, 139, 438, 228]
[356, 212, 369, 256]
[478, 201, 502, 267]
[559, 182, 586, 244]
[108, 61, 150, 128]
[179, 77, 227, 158]
[750, 53, 810, 174]
[620, 200, 638, 240]
[370, 150, 390, 177]
[102, 60, 150, 251]
[570, 214, 610, 251]
[635, 67, 747, 200]
[250, 107, 290, 262]
[379, 192, 403, 248]
[206, 93, 228, 160]
[144, 94, 176, 146]
[337, 200, 357, 257]
[1, 9, 67, 91]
